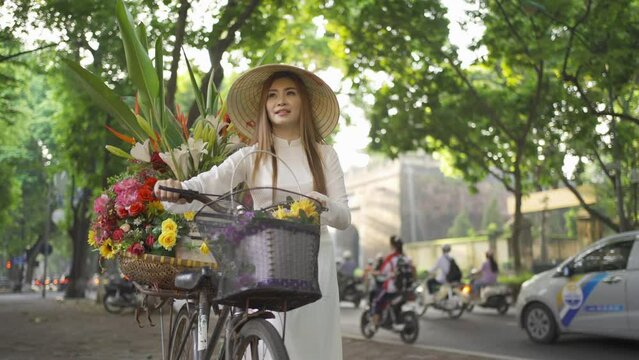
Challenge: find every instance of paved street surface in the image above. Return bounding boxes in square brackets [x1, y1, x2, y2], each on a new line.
[0, 292, 484, 360]
[340, 303, 639, 360]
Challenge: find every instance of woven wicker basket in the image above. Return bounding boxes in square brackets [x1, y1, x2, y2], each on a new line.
[119, 252, 217, 290]
[196, 215, 321, 311]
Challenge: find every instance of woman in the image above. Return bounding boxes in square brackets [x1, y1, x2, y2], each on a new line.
[155, 64, 350, 360]
[472, 250, 499, 297]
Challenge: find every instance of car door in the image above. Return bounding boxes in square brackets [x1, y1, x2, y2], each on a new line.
[625, 240, 639, 337]
[561, 239, 633, 336]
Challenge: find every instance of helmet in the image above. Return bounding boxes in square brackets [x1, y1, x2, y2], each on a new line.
[343, 250, 352, 259]
[442, 244, 451, 253]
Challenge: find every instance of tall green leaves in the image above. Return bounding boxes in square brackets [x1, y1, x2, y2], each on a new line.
[115, 0, 158, 117]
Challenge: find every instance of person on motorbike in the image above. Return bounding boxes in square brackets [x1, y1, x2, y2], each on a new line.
[371, 236, 412, 329]
[426, 244, 454, 299]
[339, 250, 357, 278]
[470, 250, 499, 299]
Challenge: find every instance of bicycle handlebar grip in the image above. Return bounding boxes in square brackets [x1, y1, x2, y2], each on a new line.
[158, 185, 198, 202]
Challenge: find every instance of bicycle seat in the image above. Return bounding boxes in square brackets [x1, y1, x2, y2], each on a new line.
[175, 267, 219, 290]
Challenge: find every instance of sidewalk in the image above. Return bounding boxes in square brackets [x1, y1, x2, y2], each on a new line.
[0, 293, 486, 360]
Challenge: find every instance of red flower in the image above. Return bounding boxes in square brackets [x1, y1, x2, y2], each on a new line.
[112, 229, 124, 242]
[144, 177, 158, 189]
[137, 186, 154, 202]
[128, 201, 145, 216]
[151, 152, 167, 172]
[116, 206, 128, 219]
[145, 234, 155, 247]
[128, 242, 145, 256]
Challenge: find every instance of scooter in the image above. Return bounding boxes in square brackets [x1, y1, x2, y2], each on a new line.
[103, 275, 139, 314]
[414, 280, 469, 319]
[338, 273, 365, 308]
[360, 289, 420, 344]
[465, 283, 513, 315]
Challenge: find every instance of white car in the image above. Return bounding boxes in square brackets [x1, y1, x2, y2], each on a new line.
[516, 231, 639, 343]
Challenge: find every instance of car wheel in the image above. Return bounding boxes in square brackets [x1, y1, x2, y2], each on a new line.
[524, 303, 558, 344]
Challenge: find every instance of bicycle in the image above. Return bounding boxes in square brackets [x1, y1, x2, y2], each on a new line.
[134, 183, 323, 360]
[134, 266, 288, 360]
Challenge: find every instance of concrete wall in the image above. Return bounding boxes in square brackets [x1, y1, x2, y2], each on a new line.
[405, 236, 510, 275]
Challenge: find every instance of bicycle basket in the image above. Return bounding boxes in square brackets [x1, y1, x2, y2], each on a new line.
[195, 212, 321, 312]
[118, 252, 217, 290]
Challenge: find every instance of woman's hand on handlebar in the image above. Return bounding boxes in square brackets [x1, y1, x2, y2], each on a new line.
[153, 179, 186, 203]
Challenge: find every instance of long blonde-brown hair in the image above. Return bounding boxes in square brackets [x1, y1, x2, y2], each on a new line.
[250, 71, 327, 199]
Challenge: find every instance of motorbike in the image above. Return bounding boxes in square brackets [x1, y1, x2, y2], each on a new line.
[337, 272, 365, 308]
[360, 289, 420, 344]
[414, 280, 469, 319]
[103, 275, 139, 314]
[464, 283, 513, 315]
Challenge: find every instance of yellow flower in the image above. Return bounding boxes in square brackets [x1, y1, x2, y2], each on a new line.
[158, 230, 177, 250]
[148, 201, 164, 213]
[290, 199, 319, 221]
[199, 242, 210, 255]
[272, 206, 289, 220]
[183, 211, 195, 221]
[87, 230, 97, 247]
[161, 218, 178, 233]
[99, 239, 115, 259]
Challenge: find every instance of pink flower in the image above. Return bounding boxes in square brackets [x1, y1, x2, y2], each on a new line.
[128, 242, 145, 255]
[93, 194, 109, 214]
[112, 229, 124, 242]
[145, 234, 155, 247]
[120, 223, 131, 233]
[113, 178, 141, 195]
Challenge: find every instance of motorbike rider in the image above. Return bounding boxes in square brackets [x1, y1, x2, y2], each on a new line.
[371, 236, 412, 328]
[426, 244, 454, 298]
[471, 249, 499, 298]
[339, 250, 357, 277]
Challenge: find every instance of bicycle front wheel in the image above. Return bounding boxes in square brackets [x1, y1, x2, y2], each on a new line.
[232, 318, 289, 360]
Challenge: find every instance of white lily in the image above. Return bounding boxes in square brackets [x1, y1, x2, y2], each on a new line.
[159, 147, 190, 180]
[130, 139, 151, 162]
[182, 137, 208, 171]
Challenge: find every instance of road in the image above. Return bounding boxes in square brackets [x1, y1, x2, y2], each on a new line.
[339, 303, 639, 360]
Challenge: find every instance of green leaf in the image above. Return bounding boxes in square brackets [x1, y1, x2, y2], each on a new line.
[205, 69, 218, 116]
[105, 145, 134, 159]
[115, 0, 159, 114]
[61, 58, 146, 141]
[136, 114, 156, 139]
[136, 22, 148, 53]
[182, 48, 205, 116]
[155, 36, 165, 131]
[256, 39, 284, 66]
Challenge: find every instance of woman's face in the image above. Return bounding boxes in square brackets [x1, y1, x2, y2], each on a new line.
[266, 77, 302, 137]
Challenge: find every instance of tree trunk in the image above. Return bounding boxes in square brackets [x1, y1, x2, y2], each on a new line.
[511, 168, 523, 273]
[64, 186, 91, 298]
[186, 0, 260, 124]
[24, 235, 44, 286]
[165, 0, 191, 112]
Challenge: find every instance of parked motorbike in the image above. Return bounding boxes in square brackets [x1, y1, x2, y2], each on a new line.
[360, 289, 420, 344]
[465, 283, 513, 315]
[414, 280, 469, 319]
[337, 272, 365, 308]
[103, 275, 139, 314]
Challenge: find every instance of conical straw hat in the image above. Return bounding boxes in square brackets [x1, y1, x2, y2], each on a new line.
[226, 64, 340, 139]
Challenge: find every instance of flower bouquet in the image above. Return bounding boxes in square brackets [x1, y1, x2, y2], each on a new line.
[88, 171, 190, 260]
